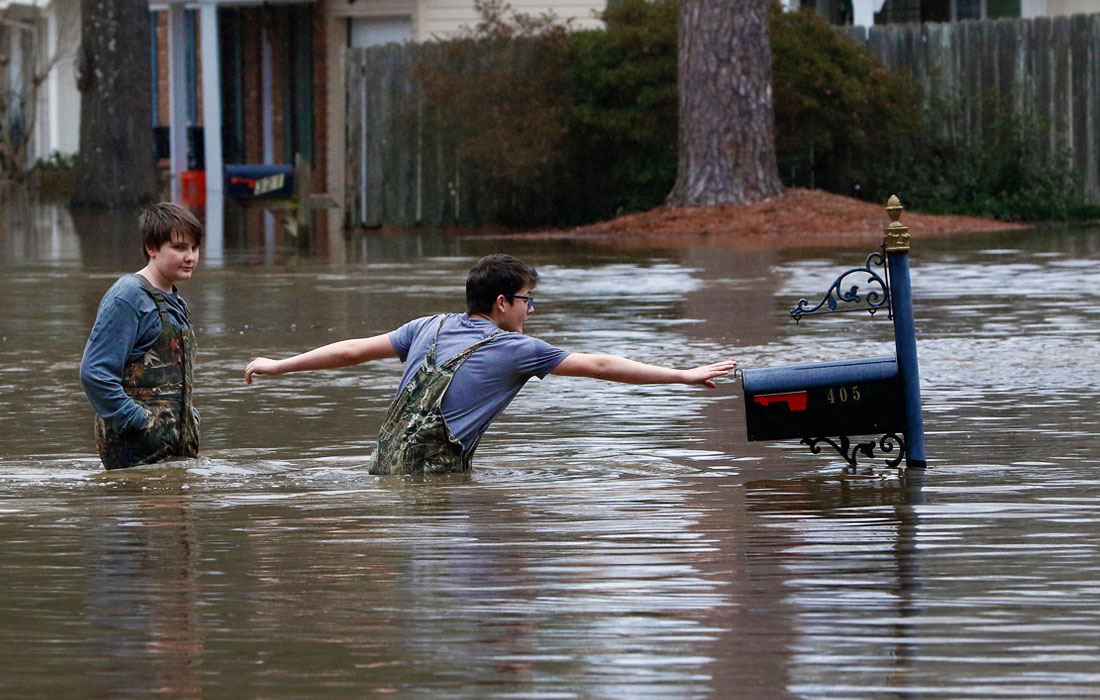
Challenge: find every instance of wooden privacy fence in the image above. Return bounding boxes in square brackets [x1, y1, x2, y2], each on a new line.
[347, 42, 515, 229]
[845, 14, 1100, 201]
[345, 44, 419, 229]
[345, 40, 567, 229]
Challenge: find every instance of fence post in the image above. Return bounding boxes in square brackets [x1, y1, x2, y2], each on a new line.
[883, 195, 927, 469]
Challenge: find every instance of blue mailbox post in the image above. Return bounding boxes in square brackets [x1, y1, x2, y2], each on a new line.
[741, 196, 927, 471]
[882, 197, 927, 469]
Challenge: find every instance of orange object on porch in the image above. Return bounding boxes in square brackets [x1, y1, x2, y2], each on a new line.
[180, 170, 206, 208]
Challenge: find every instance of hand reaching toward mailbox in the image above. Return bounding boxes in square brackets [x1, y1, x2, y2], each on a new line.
[681, 361, 738, 388]
[550, 355, 735, 388]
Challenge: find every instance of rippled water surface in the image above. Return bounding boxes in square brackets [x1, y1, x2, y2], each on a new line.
[3, 199, 1100, 698]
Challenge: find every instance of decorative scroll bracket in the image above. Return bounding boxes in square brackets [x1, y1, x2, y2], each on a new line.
[790, 248, 892, 323]
[800, 433, 907, 471]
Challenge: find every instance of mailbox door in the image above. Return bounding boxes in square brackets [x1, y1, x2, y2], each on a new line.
[742, 356, 905, 441]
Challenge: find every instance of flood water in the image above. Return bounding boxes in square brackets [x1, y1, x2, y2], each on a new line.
[3, 195, 1100, 698]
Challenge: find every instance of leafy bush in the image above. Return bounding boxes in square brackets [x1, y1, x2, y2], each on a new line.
[31, 151, 76, 172]
[563, 0, 679, 220]
[27, 151, 77, 200]
[413, 0, 572, 225]
[897, 91, 1086, 221]
[769, 3, 921, 203]
[770, 4, 1093, 221]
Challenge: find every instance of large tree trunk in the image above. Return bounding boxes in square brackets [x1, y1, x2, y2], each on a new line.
[666, 0, 783, 207]
[73, 0, 157, 208]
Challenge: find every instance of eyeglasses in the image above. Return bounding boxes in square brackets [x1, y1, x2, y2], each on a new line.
[505, 294, 535, 310]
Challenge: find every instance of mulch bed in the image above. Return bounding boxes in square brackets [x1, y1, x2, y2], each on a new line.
[501, 188, 1026, 248]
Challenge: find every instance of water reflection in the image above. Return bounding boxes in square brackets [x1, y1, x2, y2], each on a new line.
[0, 191, 82, 266]
[83, 478, 204, 698]
[5, 200, 1100, 696]
[204, 189, 224, 267]
[746, 473, 926, 694]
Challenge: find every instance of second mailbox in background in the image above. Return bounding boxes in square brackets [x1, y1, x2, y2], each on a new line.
[742, 356, 905, 441]
[224, 164, 295, 199]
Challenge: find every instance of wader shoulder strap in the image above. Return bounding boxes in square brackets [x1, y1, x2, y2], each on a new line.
[439, 328, 504, 369]
[425, 315, 504, 369]
[424, 314, 449, 367]
[133, 273, 192, 326]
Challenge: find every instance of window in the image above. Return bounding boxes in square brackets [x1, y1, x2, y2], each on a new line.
[349, 17, 413, 48]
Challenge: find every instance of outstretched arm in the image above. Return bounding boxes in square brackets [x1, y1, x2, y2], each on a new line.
[245, 334, 398, 385]
[550, 354, 735, 389]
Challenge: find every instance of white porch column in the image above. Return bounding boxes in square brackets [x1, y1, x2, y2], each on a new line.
[324, 15, 347, 264]
[167, 2, 189, 200]
[7, 21, 24, 166]
[200, 2, 224, 263]
[1020, 0, 1047, 18]
[44, 1, 80, 157]
[44, 10, 59, 157]
[261, 21, 275, 258]
[852, 0, 887, 27]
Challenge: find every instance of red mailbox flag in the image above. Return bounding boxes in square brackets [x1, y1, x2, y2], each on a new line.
[753, 391, 808, 411]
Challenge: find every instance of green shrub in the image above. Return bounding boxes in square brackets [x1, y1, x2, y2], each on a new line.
[413, 0, 572, 226]
[897, 91, 1084, 221]
[769, 3, 1091, 221]
[412, 0, 679, 226]
[31, 152, 76, 172]
[28, 151, 77, 200]
[563, 0, 679, 220]
[769, 3, 922, 203]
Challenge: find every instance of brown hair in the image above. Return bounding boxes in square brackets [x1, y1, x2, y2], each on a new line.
[466, 254, 539, 315]
[140, 202, 204, 261]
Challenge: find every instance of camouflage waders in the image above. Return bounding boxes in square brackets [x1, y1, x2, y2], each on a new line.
[371, 315, 502, 476]
[94, 275, 200, 470]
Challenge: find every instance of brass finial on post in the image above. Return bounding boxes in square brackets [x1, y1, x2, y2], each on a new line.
[883, 194, 911, 252]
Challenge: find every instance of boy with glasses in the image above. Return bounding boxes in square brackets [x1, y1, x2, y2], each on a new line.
[244, 253, 734, 474]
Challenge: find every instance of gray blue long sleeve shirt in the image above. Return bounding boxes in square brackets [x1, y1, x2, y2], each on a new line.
[79, 274, 192, 433]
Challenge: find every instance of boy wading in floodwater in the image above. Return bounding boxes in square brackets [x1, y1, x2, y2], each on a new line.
[245, 254, 735, 475]
[80, 203, 204, 470]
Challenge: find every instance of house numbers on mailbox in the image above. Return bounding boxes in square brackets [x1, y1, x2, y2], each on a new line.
[826, 386, 860, 404]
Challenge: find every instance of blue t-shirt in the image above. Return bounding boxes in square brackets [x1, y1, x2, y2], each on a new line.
[79, 274, 192, 432]
[389, 314, 569, 451]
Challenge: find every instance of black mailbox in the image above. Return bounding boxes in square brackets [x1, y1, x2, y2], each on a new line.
[224, 164, 294, 199]
[742, 356, 904, 441]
